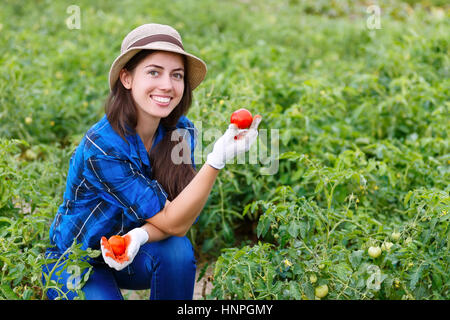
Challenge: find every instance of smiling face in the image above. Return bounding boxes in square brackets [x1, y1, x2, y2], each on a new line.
[119, 51, 185, 123]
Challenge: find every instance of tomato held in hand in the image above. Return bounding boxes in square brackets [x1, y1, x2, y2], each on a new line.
[230, 108, 253, 129]
[108, 235, 125, 256]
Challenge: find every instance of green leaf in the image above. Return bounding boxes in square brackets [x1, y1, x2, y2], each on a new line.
[335, 263, 350, 281]
[202, 237, 216, 252]
[299, 221, 309, 239]
[432, 272, 442, 289]
[278, 151, 301, 160]
[0, 255, 14, 267]
[349, 250, 364, 269]
[234, 249, 246, 260]
[302, 281, 315, 300]
[257, 217, 271, 238]
[289, 281, 302, 299]
[314, 180, 324, 193]
[409, 267, 423, 290]
[22, 288, 33, 300]
[1, 284, 19, 300]
[197, 262, 210, 283]
[404, 190, 413, 206]
[288, 221, 299, 238]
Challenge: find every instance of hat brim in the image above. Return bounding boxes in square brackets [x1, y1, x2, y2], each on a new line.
[108, 42, 207, 91]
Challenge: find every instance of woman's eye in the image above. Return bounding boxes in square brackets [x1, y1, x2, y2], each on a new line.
[148, 70, 159, 76]
[173, 73, 184, 79]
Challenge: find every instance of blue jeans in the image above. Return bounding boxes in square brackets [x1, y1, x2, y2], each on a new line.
[41, 236, 196, 300]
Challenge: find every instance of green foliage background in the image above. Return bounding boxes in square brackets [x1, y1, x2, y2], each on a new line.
[0, 0, 448, 299]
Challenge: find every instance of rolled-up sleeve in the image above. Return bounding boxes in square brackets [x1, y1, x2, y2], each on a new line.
[83, 154, 168, 222]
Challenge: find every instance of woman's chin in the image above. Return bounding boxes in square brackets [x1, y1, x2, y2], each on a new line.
[140, 107, 174, 120]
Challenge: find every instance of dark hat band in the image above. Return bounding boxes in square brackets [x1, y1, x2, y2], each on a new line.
[127, 34, 184, 50]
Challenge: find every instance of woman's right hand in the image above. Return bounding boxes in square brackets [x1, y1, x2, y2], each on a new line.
[100, 227, 148, 271]
[206, 115, 262, 170]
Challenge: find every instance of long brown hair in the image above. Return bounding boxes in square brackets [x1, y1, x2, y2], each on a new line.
[104, 49, 197, 201]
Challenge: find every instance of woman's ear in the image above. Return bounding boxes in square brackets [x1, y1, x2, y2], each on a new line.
[119, 69, 132, 89]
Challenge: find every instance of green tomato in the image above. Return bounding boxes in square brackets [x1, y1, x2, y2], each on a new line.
[24, 149, 37, 161]
[381, 241, 393, 251]
[391, 232, 401, 241]
[309, 274, 317, 284]
[315, 284, 328, 298]
[368, 246, 382, 258]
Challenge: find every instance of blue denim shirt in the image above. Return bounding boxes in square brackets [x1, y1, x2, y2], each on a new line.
[48, 114, 197, 254]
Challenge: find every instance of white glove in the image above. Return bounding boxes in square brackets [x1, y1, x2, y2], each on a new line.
[206, 115, 262, 170]
[100, 227, 149, 271]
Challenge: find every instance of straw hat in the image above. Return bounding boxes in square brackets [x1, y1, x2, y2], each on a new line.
[108, 23, 207, 91]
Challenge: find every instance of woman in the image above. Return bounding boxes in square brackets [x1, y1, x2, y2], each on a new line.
[41, 23, 262, 300]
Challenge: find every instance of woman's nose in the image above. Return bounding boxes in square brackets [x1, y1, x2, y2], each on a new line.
[156, 74, 174, 91]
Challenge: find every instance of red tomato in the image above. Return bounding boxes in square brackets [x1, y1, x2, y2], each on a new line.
[230, 108, 253, 129]
[108, 235, 125, 256]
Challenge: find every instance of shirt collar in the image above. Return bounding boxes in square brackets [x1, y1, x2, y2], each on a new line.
[127, 123, 165, 168]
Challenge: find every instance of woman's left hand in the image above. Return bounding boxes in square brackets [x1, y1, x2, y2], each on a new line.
[100, 227, 149, 271]
[206, 115, 262, 170]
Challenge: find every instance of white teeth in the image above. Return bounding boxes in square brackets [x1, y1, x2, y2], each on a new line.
[152, 96, 171, 103]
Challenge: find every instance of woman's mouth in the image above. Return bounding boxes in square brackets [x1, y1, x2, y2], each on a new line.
[150, 95, 172, 106]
